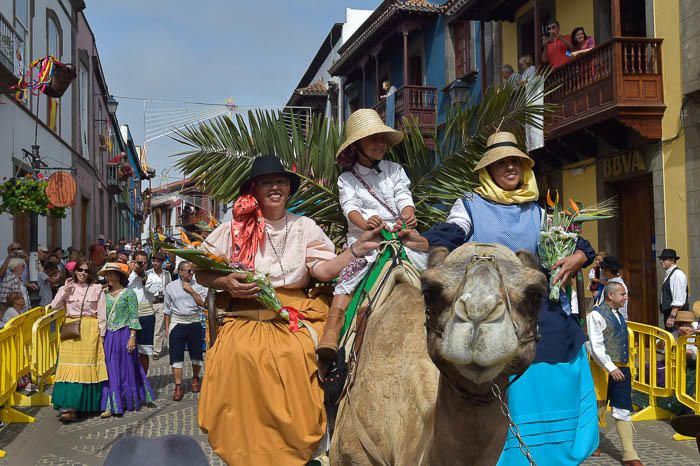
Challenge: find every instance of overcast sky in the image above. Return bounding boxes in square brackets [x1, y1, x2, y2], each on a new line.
[85, 0, 378, 186]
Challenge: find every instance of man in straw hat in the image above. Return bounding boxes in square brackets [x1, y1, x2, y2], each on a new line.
[658, 248, 689, 330]
[588, 281, 643, 466]
[317, 108, 427, 361]
[397, 130, 599, 465]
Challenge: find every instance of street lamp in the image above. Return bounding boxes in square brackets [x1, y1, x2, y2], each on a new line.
[106, 95, 119, 116]
[448, 79, 470, 105]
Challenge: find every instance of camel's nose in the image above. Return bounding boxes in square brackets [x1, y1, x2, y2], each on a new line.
[454, 292, 505, 324]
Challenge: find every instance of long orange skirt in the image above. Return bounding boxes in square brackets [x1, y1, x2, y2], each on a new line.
[198, 288, 329, 466]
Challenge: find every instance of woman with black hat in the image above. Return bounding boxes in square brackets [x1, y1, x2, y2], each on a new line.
[195, 155, 381, 466]
[398, 131, 599, 465]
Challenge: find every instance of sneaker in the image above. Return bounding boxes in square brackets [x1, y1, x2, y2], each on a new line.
[100, 410, 112, 418]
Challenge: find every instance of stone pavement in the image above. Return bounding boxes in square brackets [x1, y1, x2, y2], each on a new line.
[0, 354, 698, 465]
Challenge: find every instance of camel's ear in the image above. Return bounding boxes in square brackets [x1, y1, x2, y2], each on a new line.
[515, 250, 540, 271]
[428, 246, 450, 268]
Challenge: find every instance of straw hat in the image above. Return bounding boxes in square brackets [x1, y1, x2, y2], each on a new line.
[473, 132, 535, 172]
[335, 109, 403, 162]
[97, 262, 130, 277]
[674, 310, 696, 324]
[693, 300, 700, 319]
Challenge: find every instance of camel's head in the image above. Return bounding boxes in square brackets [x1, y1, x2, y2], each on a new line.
[421, 243, 547, 387]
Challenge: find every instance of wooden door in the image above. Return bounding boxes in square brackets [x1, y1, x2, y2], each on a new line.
[409, 56, 422, 85]
[13, 212, 30, 252]
[616, 175, 656, 323]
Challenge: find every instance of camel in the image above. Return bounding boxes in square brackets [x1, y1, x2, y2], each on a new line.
[330, 242, 548, 466]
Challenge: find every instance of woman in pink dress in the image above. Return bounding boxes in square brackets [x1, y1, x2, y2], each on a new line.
[571, 26, 596, 57]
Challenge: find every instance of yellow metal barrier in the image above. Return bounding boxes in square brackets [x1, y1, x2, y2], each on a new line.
[0, 324, 34, 425]
[671, 334, 700, 440]
[627, 321, 676, 421]
[17, 308, 66, 407]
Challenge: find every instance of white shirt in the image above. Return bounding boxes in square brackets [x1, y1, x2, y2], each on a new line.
[145, 268, 171, 299]
[0, 307, 20, 328]
[587, 305, 625, 373]
[128, 271, 155, 304]
[663, 265, 688, 308]
[163, 279, 207, 320]
[338, 160, 415, 245]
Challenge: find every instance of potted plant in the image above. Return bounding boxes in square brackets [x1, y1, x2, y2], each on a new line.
[0, 175, 68, 218]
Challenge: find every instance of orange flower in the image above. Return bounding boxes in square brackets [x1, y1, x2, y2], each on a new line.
[546, 190, 555, 208]
[205, 252, 227, 264]
[569, 198, 580, 213]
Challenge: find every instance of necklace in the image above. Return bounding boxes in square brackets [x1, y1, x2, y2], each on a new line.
[265, 213, 289, 285]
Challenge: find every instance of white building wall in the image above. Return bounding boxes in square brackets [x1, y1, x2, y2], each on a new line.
[0, 1, 75, 248]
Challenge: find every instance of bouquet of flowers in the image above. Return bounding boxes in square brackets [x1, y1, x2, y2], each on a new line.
[538, 190, 616, 301]
[154, 240, 307, 333]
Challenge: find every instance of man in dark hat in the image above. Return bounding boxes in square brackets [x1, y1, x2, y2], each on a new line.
[658, 248, 689, 330]
[596, 256, 629, 320]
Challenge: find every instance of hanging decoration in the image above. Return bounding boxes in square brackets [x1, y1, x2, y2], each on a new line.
[45, 171, 77, 208]
[0, 175, 68, 218]
[13, 55, 76, 102]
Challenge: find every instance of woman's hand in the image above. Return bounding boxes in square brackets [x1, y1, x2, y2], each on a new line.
[222, 272, 260, 299]
[127, 335, 136, 353]
[352, 226, 383, 256]
[397, 229, 429, 252]
[551, 250, 587, 286]
[366, 215, 385, 230]
[400, 212, 418, 229]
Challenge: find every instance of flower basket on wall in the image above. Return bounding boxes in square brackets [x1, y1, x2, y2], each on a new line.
[0, 176, 68, 218]
[43, 60, 76, 98]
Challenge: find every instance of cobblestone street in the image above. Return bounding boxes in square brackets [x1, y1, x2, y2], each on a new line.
[0, 353, 698, 465]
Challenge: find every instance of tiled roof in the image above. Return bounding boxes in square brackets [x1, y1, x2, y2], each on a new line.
[294, 80, 329, 97]
[329, 0, 446, 76]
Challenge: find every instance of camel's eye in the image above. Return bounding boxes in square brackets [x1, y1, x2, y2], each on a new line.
[421, 281, 445, 311]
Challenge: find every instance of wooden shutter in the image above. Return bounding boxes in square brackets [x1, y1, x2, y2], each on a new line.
[453, 21, 471, 77]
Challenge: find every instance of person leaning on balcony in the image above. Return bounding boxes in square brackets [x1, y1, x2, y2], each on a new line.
[541, 19, 573, 68]
[587, 282, 644, 466]
[380, 79, 397, 99]
[571, 26, 596, 57]
[501, 64, 520, 85]
[518, 54, 536, 83]
[659, 248, 690, 330]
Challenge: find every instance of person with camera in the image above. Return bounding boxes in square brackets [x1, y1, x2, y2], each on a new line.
[0, 242, 23, 278]
[541, 19, 573, 68]
[127, 250, 156, 375]
[145, 253, 172, 359]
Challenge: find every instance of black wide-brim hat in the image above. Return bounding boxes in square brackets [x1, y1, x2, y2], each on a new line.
[240, 155, 301, 195]
[658, 248, 680, 260]
[599, 255, 622, 271]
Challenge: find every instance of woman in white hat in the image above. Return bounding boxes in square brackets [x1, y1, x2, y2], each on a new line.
[98, 262, 155, 418]
[399, 131, 599, 465]
[316, 108, 428, 360]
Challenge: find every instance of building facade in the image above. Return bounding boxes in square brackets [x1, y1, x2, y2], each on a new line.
[0, 0, 79, 251]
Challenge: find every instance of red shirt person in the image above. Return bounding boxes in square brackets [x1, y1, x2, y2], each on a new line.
[541, 20, 573, 68]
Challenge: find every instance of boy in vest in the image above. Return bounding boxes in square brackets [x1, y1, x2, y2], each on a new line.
[659, 248, 689, 330]
[587, 282, 643, 466]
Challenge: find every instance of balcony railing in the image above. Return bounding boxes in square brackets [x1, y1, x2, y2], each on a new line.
[373, 85, 437, 140]
[0, 14, 23, 82]
[545, 37, 664, 140]
[106, 163, 124, 194]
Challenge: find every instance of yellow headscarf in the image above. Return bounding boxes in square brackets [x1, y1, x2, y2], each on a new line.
[473, 167, 539, 205]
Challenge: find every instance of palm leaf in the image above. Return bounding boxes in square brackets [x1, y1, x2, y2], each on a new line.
[173, 74, 552, 240]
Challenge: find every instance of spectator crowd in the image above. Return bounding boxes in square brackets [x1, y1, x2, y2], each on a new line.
[0, 234, 208, 422]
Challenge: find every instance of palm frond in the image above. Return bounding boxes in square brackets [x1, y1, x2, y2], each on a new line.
[173, 74, 552, 239]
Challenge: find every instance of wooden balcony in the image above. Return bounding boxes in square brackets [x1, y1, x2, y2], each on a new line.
[545, 37, 665, 141]
[373, 85, 437, 144]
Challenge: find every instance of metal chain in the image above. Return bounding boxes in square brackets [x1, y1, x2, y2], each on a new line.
[491, 383, 538, 466]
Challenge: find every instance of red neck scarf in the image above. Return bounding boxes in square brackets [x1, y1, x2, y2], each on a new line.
[230, 194, 265, 270]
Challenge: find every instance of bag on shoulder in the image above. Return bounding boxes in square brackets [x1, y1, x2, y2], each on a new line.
[59, 285, 89, 341]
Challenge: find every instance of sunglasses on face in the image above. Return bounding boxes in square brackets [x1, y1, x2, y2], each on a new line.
[136, 261, 147, 266]
[76, 268, 89, 273]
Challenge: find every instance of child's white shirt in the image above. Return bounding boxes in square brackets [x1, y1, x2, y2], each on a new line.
[338, 160, 414, 246]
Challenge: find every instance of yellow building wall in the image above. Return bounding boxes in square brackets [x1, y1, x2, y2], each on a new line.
[562, 160, 599, 297]
[654, 0, 689, 273]
[555, 0, 594, 39]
